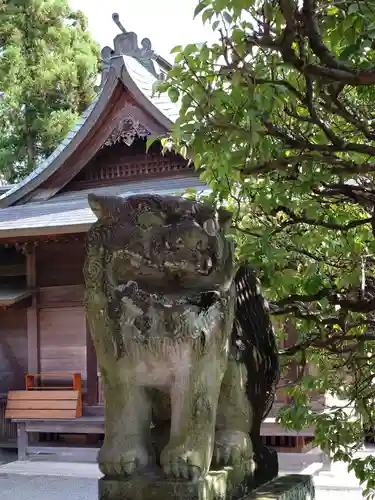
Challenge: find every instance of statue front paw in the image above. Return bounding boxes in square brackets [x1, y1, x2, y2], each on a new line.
[98, 443, 149, 476]
[160, 440, 208, 481]
[213, 430, 253, 467]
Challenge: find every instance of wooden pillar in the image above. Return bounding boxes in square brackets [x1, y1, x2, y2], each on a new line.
[17, 422, 28, 460]
[26, 245, 39, 374]
[86, 319, 98, 406]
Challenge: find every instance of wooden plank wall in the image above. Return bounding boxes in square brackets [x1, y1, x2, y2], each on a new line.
[39, 285, 84, 308]
[0, 309, 28, 394]
[36, 239, 85, 287]
[39, 306, 86, 378]
[35, 239, 89, 390]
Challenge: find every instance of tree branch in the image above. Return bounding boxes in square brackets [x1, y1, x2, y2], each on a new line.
[241, 153, 361, 176]
[302, 0, 355, 73]
[273, 205, 372, 231]
[276, 287, 335, 307]
[263, 117, 375, 157]
[323, 90, 375, 142]
[245, 1, 375, 86]
[305, 74, 343, 146]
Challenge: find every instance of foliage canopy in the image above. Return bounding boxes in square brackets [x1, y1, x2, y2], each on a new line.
[159, 0, 375, 493]
[0, 0, 100, 181]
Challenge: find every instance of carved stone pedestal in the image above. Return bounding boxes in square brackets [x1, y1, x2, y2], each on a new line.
[249, 474, 315, 499]
[99, 471, 314, 500]
[99, 472, 314, 500]
[99, 466, 255, 500]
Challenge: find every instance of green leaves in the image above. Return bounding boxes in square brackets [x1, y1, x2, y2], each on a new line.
[0, 0, 100, 181]
[322, 0, 375, 68]
[167, 87, 180, 103]
[194, 0, 210, 18]
[161, 0, 375, 488]
[145, 136, 158, 153]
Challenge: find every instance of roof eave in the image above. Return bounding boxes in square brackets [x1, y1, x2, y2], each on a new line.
[0, 56, 176, 210]
[0, 223, 91, 240]
[0, 288, 33, 306]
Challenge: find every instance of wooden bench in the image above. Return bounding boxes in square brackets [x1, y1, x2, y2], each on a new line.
[11, 416, 312, 462]
[6, 390, 82, 420]
[6, 372, 82, 420]
[11, 416, 104, 461]
[5, 372, 85, 459]
[25, 372, 82, 394]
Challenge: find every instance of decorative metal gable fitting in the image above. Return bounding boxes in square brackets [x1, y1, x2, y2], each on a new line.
[100, 12, 172, 86]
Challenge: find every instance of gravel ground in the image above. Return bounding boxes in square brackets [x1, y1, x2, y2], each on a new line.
[0, 448, 365, 500]
[0, 475, 97, 500]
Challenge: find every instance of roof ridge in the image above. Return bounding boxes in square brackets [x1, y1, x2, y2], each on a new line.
[98, 13, 172, 89]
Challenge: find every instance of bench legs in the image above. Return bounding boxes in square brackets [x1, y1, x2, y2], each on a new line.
[17, 422, 28, 461]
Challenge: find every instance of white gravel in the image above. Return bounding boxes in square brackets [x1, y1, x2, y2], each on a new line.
[0, 475, 97, 500]
[0, 451, 367, 500]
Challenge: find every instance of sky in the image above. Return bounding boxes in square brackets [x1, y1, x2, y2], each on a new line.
[68, 0, 217, 60]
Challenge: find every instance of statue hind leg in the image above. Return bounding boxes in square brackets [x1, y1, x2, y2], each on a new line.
[214, 356, 254, 470]
[250, 421, 279, 488]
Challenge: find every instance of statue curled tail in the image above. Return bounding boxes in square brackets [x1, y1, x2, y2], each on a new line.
[233, 263, 280, 487]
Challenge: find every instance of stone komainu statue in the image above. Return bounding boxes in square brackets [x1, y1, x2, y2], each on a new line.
[84, 193, 279, 485]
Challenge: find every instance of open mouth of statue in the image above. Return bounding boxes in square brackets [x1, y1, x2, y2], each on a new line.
[164, 253, 214, 276]
[124, 250, 154, 267]
[123, 249, 215, 276]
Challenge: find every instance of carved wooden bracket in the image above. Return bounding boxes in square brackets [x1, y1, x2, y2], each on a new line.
[104, 116, 151, 147]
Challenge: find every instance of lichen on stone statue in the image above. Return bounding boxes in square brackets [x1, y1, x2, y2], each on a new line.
[84, 193, 279, 490]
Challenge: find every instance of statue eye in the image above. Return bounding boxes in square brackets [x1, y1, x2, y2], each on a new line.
[176, 237, 184, 247]
[203, 219, 218, 236]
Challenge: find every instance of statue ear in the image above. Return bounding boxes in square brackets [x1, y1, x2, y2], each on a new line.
[88, 194, 124, 220]
[218, 207, 233, 230]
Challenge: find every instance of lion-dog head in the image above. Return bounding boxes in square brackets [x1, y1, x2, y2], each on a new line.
[86, 193, 234, 296]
